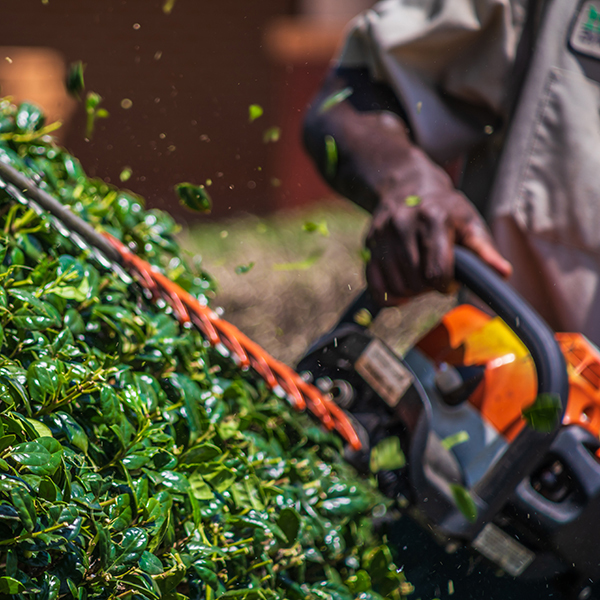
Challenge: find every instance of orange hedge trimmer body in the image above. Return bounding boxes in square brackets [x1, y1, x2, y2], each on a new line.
[419, 304, 600, 446]
[297, 248, 599, 596]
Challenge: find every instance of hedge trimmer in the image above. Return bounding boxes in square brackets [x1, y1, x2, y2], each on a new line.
[5, 154, 600, 597]
[0, 160, 361, 451]
[298, 247, 600, 598]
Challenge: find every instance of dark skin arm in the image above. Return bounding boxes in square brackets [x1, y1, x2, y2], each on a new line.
[303, 68, 512, 305]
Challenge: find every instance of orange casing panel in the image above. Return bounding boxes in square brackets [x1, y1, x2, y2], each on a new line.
[418, 306, 600, 442]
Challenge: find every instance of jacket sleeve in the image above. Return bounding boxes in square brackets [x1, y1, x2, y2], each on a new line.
[336, 0, 529, 163]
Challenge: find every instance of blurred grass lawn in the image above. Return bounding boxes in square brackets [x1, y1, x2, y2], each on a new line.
[178, 200, 453, 366]
[178, 201, 369, 365]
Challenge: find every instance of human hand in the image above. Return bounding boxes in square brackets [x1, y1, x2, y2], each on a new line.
[365, 150, 512, 305]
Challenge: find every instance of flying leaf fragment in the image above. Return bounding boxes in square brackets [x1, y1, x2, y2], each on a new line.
[235, 262, 255, 275]
[163, 0, 176, 13]
[404, 195, 422, 207]
[273, 250, 323, 271]
[175, 182, 212, 213]
[319, 86, 353, 114]
[325, 135, 338, 178]
[522, 393, 562, 433]
[302, 220, 329, 237]
[370, 436, 406, 473]
[441, 431, 470, 451]
[0, 577, 25, 594]
[360, 248, 371, 263]
[450, 483, 477, 523]
[85, 92, 109, 139]
[120, 167, 133, 182]
[65, 61, 85, 99]
[263, 126, 281, 143]
[248, 104, 263, 123]
[354, 308, 372, 328]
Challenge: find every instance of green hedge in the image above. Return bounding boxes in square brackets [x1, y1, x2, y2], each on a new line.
[0, 98, 410, 600]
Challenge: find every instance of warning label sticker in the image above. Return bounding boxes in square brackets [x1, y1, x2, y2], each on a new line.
[355, 339, 413, 407]
[472, 523, 535, 577]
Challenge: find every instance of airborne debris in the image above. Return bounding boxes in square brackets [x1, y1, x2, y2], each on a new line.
[248, 104, 263, 123]
[65, 60, 85, 98]
[302, 220, 329, 237]
[273, 249, 323, 271]
[263, 126, 281, 143]
[325, 135, 338, 178]
[163, 0, 176, 13]
[119, 166, 133, 182]
[175, 182, 212, 213]
[84, 92, 109, 139]
[235, 262, 255, 275]
[319, 86, 353, 114]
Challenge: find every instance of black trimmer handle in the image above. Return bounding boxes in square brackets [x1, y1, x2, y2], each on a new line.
[343, 246, 569, 538]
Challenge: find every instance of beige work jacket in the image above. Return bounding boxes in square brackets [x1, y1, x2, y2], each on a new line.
[338, 0, 600, 343]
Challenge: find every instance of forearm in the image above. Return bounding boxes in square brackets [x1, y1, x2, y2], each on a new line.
[303, 72, 453, 214]
[303, 68, 511, 301]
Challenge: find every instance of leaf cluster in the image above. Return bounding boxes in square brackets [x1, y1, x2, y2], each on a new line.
[0, 99, 410, 600]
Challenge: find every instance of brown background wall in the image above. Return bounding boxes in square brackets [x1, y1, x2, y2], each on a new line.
[0, 0, 375, 220]
[0, 0, 300, 218]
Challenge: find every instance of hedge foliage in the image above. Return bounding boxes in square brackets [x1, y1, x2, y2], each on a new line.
[0, 98, 410, 600]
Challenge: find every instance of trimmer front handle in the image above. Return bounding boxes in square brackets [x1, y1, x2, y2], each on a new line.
[319, 247, 569, 539]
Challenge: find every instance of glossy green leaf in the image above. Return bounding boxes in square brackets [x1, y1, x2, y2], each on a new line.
[441, 430, 470, 450]
[450, 483, 478, 523]
[272, 249, 323, 271]
[277, 507, 300, 546]
[248, 104, 263, 122]
[181, 443, 221, 466]
[66, 61, 85, 98]
[27, 359, 61, 403]
[0, 576, 25, 594]
[175, 182, 212, 213]
[262, 126, 281, 143]
[522, 393, 562, 433]
[119, 166, 132, 182]
[325, 134, 338, 178]
[116, 527, 149, 565]
[235, 262, 255, 275]
[318, 86, 353, 113]
[11, 486, 36, 532]
[404, 195, 422, 207]
[369, 437, 406, 473]
[16, 102, 45, 132]
[140, 550, 164, 575]
[9, 438, 61, 475]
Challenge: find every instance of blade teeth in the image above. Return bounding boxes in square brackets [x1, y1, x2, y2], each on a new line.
[0, 174, 135, 286]
[49, 216, 71, 238]
[89, 247, 112, 269]
[112, 264, 133, 285]
[69, 231, 89, 252]
[4, 182, 29, 206]
[215, 343, 230, 358]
